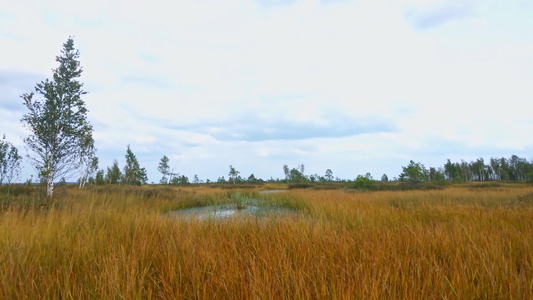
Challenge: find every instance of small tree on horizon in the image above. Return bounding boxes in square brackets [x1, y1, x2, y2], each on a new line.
[79, 156, 98, 189]
[0, 134, 22, 188]
[106, 160, 122, 184]
[171, 175, 189, 185]
[399, 160, 428, 183]
[247, 173, 258, 183]
[122, 145, 147, 186]
[228, 165, 240, 184]
[283, 165, 290, 182]
[158, 155, 170, 184]
[353, 172, 374, 189]
[325, 169, 333, 181]
[282, 164, 307, 183]
[193, 174, 201, 184]
[381, 174, 389, 182]
[95, 169, 105, 185]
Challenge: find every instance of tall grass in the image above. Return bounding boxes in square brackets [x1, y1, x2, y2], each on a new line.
[0, 184, 532, 298]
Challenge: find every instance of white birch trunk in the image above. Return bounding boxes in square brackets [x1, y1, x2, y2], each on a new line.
[47, 174, 54, 197]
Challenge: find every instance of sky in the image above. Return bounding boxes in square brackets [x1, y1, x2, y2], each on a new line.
[1, 0, 532, 183]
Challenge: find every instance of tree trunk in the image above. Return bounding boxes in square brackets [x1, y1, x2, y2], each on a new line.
[79, 177, 86, 189]
[47, 174, 54, 197]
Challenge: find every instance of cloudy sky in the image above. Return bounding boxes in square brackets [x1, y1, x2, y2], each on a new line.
[1, 0, 532, 183]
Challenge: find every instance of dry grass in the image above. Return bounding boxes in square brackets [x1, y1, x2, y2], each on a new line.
[1, 184, 532, 299]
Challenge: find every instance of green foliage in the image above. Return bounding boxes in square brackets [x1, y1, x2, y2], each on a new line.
[170, 175, 190, 185]
[193, 174, 201, 184]
[79, 156, 98, 188]
[441, 155, 533, 182]
[444, 159, 461, 182]
[95, 170, 105, 185]
[325, 169, 333, 181]
[527, 171, 533, 182]
[0, 134, 22, 186]
[228, 165, 240, 184]
[289, 168, 305, 182]
[20, 37, 94, 196]
[158, 155, 170, 184]
[399, 161, 428, 183]
[428, 167, 445, 182]
[308, 175, 318, 183]
[353, 173, 375, 189]
[230, 191, 249, 209]
[122, 145, 147, 186]
[106, 160, 122, 184]
[381, 174, 389, 182]
[283, 164, 307, 183]
[247, 173, 258, 183]
[139, 168, 148, 185]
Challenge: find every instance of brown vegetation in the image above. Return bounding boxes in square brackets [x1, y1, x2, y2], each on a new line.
[1, 184, 532, 298]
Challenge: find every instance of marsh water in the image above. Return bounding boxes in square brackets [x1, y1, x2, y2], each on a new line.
[167, 190, 293, 221]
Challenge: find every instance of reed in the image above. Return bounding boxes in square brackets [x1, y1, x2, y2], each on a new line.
[0, 184, 532, 298]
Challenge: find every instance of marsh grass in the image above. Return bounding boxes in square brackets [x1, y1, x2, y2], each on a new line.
[0, 184, 532, 298]
[229, 191, 249, 209]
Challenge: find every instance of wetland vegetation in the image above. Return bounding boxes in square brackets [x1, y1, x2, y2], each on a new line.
[1, 183, 532, 298]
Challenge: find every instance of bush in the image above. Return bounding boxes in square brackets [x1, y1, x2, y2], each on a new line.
[352, 175, 375, 190]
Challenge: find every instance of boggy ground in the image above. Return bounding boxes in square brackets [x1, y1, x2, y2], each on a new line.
[0, 183, 532, 299]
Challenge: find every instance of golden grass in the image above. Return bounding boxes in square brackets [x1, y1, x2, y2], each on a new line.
[1, 184, 532, 299]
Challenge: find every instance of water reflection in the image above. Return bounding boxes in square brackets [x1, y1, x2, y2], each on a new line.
[169, 190, 291, 221]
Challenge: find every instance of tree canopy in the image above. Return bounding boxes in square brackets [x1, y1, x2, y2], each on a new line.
[158, 155, 170, 184]
[20, 37, 94, 196]
[0, 134, 22, 186]
[122, 145, 147, 186]
[399, 160, 428, 183]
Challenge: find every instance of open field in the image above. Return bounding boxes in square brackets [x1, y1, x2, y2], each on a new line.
[1, 183, 533, 299]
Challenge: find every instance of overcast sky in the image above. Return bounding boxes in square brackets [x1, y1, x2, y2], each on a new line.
[1, 0, 532, 183]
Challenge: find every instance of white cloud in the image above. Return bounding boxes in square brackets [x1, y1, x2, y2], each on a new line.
[405, 1, 474, 30]
[1, 0, 532, 182]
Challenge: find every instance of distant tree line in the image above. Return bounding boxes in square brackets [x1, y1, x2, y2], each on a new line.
[442, 156, 532, 182]
[85, 154, 532, 187]
[10, 153, 530, 188]
[3, 38, 533, 193]
[397, 156, 533, 184]
[87, 145, 147, 186]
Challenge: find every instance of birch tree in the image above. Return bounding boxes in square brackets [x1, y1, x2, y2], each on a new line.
[106, 160, 122, 184]
[79, 156, 98, 189]
[20, 37, 94, 196]
[0, 134, 22, 187]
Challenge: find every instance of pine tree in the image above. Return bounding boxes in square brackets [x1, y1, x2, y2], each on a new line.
[123, 145, 147, 186]
[158, 155, 170, 184]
